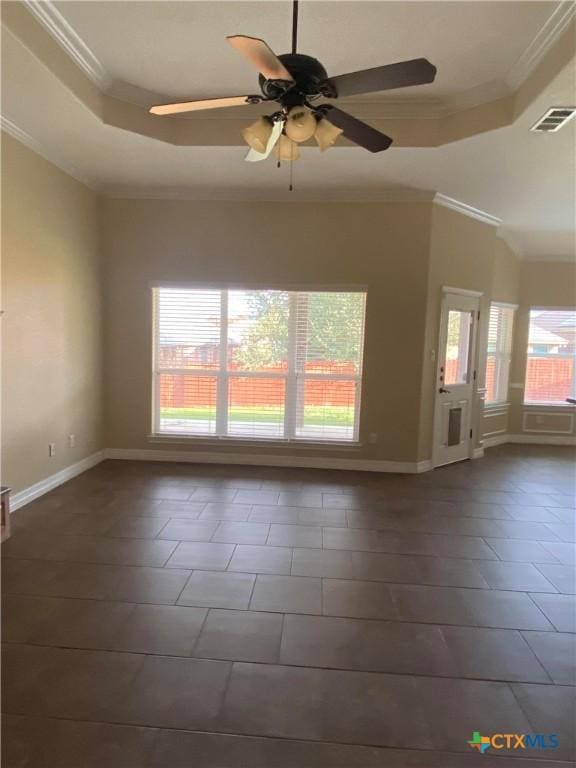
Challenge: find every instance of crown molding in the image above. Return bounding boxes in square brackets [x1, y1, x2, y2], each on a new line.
[1, 115, 100, 191]
[442, 79, 510, 115]
[497, 228, 525, 260]
[433, 193, 502, 227]
[22, 0, 111, 90]
[506, 0, 576, 90]
[1, 114, 36, 150]
[20, 0, 573, 122]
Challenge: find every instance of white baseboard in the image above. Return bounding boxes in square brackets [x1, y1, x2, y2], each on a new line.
[483, 433, 576, 448]
[482, 433, 510, 448]
[10, 435, 573, 515]
[104, 447, 432, 475]
[10, 450, 106, 512]
[508, 434, 576, 446]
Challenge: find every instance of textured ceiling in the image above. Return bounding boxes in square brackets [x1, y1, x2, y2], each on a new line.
[2, 1, 575, 260]
[53, 0, 556, 104]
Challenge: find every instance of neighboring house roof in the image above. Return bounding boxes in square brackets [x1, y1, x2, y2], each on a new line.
[531, 311, 576, 345]
[528, 326, 568, 346]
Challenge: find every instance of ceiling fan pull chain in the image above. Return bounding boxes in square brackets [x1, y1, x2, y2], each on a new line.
[292, 0, 299, 54]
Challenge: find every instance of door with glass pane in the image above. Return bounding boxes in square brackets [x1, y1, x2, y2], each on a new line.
[433, 290, 480, 467]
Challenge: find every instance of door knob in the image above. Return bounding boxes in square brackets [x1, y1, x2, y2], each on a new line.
[439, 387, 451, 394]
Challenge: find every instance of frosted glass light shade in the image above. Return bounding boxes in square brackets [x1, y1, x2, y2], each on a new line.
[274, 134, 300, 161]
[285, 107, 317, 143]
[242, 117, 273, 153]
[314, 118, 343, 151]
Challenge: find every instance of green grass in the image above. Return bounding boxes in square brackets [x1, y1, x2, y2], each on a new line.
[160, 405, 354, 427]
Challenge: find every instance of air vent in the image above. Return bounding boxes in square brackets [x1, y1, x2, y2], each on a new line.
[531, 107, 576, 133]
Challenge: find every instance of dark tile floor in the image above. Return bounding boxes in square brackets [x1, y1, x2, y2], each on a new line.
[2, 445, 575, 767]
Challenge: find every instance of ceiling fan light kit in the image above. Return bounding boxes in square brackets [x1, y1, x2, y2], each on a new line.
[314, 117, 344, 151]
[275, 133, 300, 161]
[242, 116, 274, 153]
[150, 0, 437, 168]
[284, 106, 317, 143]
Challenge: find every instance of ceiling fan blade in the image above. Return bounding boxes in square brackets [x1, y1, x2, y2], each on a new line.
[226, 35, 295, 82]
[325, 58, 437, 98]
[317, 105, 392, 152]
[150, 95, 263, 115]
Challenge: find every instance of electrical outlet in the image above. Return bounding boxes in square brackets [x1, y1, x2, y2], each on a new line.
[369, 432, 378, 444]
[48, 443, 56, 457]
[68, 434, 76, 448]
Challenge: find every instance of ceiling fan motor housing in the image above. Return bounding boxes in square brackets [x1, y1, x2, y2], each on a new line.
[259, 53, 336, 103]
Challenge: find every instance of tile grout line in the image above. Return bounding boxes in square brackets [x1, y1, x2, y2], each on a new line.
[158, 540, 180, 568]
[517, 630, 558, 686]
[11, 710, 576, 764]
[1, 592, 561, 632]
[15, 504, 571, 528]
[3, 638, 572, 687]
[188, 605, 212, 657]
[245, 568, 259, 611]
[525, 591, 565, 632]
[4, 532, 576, 569]
[3, 560, 567, 595]
[172, 567, 198, 606]
[277, 612, 286, 665]
[532, 561, 576, 594]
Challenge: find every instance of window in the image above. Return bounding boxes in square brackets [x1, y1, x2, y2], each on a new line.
[445, 310, 474, 385]
[485, 303, 515, 404]
[153, 286, 367, 442]
[524, 309, 576, 404]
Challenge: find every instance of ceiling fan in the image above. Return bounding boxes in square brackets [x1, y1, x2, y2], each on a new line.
[150, 1, 437, 162]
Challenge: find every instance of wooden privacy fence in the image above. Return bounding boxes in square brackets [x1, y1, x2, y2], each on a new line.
[160, 361, 357, 408]
[160, 358, 574, 409]
[525, 358, 574, 401]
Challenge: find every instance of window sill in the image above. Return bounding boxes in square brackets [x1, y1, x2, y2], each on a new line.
[484, 402, 510, 410]
[523, 402, 576, 409]
[148, 434, 363, 451]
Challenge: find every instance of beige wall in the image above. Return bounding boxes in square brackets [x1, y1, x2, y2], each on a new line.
[417, 204, 498, 460]
[102, 199, 432, 464]
[491, 238, 520, 305]
[519, 261, 576, 307]
[2, 135, 572, 491]
[508, 260, 576, 440]
[1, 134, 103, 493]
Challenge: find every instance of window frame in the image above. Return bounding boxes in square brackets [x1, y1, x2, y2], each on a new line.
[485, 302, 516, 406]
[151, 283, 367, 444]
[523, 305, 576, 407]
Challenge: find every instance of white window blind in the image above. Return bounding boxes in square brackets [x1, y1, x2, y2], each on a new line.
[485, 303, 515, 404]
[524, 309, 576, 404]
[153, 287, 367, 442]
